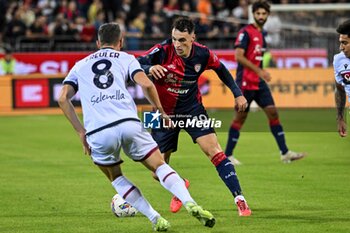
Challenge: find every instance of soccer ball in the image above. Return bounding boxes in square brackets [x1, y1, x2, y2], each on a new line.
[111, 194, 138, 217]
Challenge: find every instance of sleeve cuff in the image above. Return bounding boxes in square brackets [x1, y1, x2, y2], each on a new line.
[63, 81, 78, 92]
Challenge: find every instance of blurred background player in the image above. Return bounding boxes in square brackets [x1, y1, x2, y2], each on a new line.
[334, 19, 350, 137]
[0, 47, 16, 75]
[58, 22, 215, 231]
[137, 17, 251, 217]
[225, 0, 305, 165]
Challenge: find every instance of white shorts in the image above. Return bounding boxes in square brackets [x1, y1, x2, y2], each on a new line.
[86, 120, 158, 166]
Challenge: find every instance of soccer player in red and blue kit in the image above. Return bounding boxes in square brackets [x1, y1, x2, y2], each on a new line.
[137, 17, 252, 217]
[225, 0, 305, 165]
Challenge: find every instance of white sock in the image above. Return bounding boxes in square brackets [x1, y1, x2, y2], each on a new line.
[234, 195, 246, 203]
[155, 163, 194, 205]
[112, 176, 159, 224]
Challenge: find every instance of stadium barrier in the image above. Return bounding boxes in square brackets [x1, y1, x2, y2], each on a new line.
[0, 68, 336, 116]
[0, 74, 76, 116]
[202, 68, 335, 108]
[0, 49, 328, 76]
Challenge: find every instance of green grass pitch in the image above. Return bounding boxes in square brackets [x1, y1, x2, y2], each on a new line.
[0, 111, 349, 233]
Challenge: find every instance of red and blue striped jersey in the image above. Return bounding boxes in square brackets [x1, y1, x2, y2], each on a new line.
[138, 39, 222, 114]
[235, 24, 267, 90]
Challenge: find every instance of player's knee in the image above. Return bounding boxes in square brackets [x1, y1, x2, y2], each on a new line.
[268, 112, 279, 122]
[265, 106, 279, 119]
[197, 134, 221, 157]
[141, 149, 166, 172]
[99, 164, 123, 182]
[205, 144, 222, 158]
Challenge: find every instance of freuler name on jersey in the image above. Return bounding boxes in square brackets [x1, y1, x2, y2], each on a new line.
[167, 87, 189, 94]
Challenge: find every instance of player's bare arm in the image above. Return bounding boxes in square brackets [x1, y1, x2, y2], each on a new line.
[335, 82, 347, 137]
[134, 71, 172, 126]
[235, 47, 272, 82]
[58, 84, 91, 155]
[134, 71, 164, 112]
[149, 65, 168, 80]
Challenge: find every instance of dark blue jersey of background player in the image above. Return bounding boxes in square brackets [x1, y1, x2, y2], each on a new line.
[138, 38, 243, 115]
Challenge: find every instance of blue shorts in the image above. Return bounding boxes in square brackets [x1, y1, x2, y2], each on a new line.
[242, 80, 275, 112]
[151, 105, 215, 153]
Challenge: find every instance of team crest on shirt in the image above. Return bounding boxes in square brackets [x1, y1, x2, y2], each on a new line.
[340, 70, 350, 84]
[165, 73, 177, 83]
[167, 64, 176, 70]
[194, 64, 201, 72]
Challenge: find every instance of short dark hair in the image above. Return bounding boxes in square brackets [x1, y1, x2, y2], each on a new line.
[98, 23, 121, 45]
[172, 17, 195, 34]
[252, 0, 270, 13]
[336, 19, 350, 37]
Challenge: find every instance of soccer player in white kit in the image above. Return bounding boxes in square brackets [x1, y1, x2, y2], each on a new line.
[58, 23, 215, 231]
[334, 19, 350, 137]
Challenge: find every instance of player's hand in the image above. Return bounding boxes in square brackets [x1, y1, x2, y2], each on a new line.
[235, 96, 248, 112]
[79, 131, 91, 155]
[258, 69, 272, 82]
[337, 118, 347, 137]
[149, 65, 168, 80]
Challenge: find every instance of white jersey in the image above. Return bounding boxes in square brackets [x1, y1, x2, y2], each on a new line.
[333, 52, 350, 102]
[63, 48, 142, 135]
